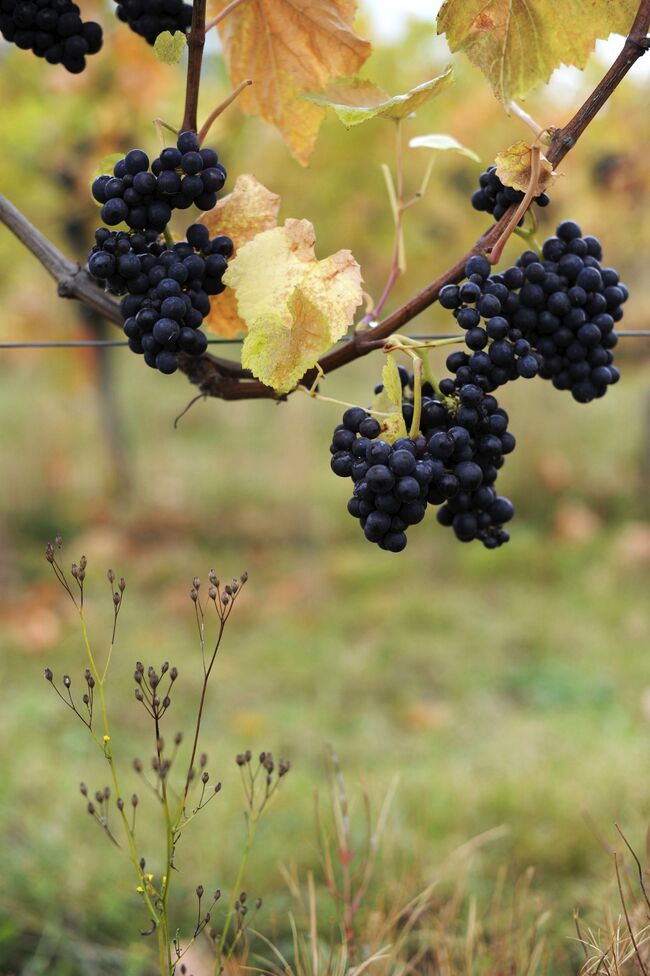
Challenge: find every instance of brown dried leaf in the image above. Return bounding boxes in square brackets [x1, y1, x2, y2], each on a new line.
[209, 0, 371, 164]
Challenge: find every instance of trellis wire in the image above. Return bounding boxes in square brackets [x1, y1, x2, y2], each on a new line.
[0, 331, 649, 349]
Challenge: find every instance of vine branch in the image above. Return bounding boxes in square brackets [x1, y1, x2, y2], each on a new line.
[182, 0, 207, 133]
[0, 1, 648, 403]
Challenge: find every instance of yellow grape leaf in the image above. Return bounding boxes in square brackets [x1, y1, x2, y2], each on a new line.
[437, 0, 638, 103]
[306, 69, 454, 127]
[409, 133, 480, 162]
[494, 140, 555, 194]
[209, 0, 371, 165]
[224, 219, 363, 393]
[153, 30, 186, 64]
[200, 174, 281, 337]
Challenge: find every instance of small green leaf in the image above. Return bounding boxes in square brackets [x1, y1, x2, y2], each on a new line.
[154, 30, 187, 65]
[409, 133, 480, 162]
[305, 68, 453, 128]
[382, 354, 404, 410]
[89, 153, 123, 204]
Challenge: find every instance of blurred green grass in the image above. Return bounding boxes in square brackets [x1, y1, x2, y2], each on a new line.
[1, 348, 649, 973]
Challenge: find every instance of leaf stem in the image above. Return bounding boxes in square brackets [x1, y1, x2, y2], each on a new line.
[198, 80, 253, 145]
[205, 0, 249, 32]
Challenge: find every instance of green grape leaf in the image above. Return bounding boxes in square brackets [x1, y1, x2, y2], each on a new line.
[154, 30, 187, 65]
[305, 68, 454, 127]
[370, 386, 408, 444]
[382, 354, 404, 410]
[437, 0, 639, 104]
[408, 133, 480, 162]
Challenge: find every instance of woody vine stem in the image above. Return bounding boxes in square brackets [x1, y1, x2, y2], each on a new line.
[0, 1, 649, 402]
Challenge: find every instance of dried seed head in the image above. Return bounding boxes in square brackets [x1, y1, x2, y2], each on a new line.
[279, 760, 291, 777]
[135, 688, 144, 702]
[118, 578, 126, 592]
[95, 790, 103, 804]
[157, 738, 164, 753]
[135, 661, 144, 674]
[79, 782, 88, 796]
[240, 891, 247, 904]
[43, 668, 53, 682]
[201, 771, 209, 784]
[117, 797, 124, 811]
[224, 584, 232, 596]
[240, 571, 248, 584]
[213, 889, 221, 902]
[245, 750, 252, 763]
[162, 696, 171, 709]
[174, 731, 183, 746]
[193, 577, 201, 590]
[208, 569, 218, 585]
[196, 884, 204, 899]
[214, 782, 222, 794]
[131, 793, 139, 807]
[54, 535, 63, 548]
[45, 544, 55, 563]
[133, 758, 143, 773]
[79, 555, 87, 571]
[139, 857, 146, 870]
[236, 753, 246, 767]
[199, 753, 207, 769]
[190, 589, 198, 603]
[71, 563, 78, 579]
[63, 675, 71, 688]
[208, 586, 217, 601]
[161, 661, 169, 674]
[170, 667, 178, 681]
[134, 671, 143, 684]
[78, 568, 86, 582]
[221, 593, 230, 606]
[113, 592, 121, 607]
[255, 897, 262, 909]
[107, 568, 115, 584]
[87, 802, 95, 815]
[103, 786, 110, 800]
[82, 693, 90, 705]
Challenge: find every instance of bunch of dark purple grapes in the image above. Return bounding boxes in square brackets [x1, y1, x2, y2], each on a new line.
[91, 131, 226, 234]
[88, 223, 233, 374]
[471, 165, 550, 223]
[112, 0, 193, 45]
[330, 383, 515, 552]
[0, 0, 102, 72]
[439, 222, 624, 402]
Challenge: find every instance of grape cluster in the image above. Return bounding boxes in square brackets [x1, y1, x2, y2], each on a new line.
[439, 224, 624, 402]
[0, 0, 102, 72]
[112, 0, 193, 45]
[471, 165, 550, 222]
[92, 132, 226, 233]
[330, 384, 515, 552]
[440, 254, 541, 392]
[517, 222, 623, 402]
[88, 223, 233, 374]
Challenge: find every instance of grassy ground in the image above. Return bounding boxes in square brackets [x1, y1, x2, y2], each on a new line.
[1, 344, 649, 974]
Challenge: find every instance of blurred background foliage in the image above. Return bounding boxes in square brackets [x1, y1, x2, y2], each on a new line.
[0, 2, 649, 974]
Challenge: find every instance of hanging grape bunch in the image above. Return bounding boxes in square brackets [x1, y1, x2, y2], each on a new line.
[111, 0, 193, 45]
[0, 0, 103, 72]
